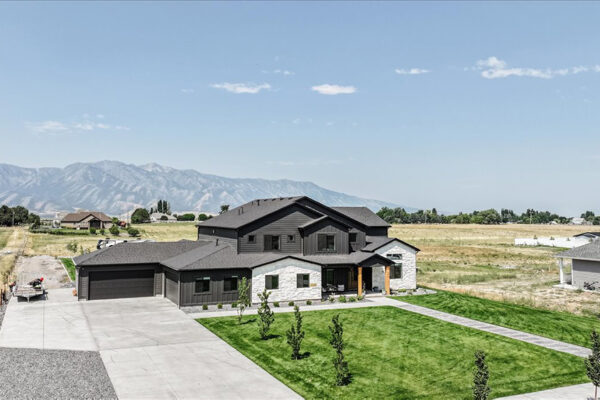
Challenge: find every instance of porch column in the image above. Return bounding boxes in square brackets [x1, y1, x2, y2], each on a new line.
[384, 266, 391, 295]
[357, 266, 363, 296]
[558, 258, 565, 284]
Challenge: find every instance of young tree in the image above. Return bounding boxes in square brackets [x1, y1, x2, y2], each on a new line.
[586, 330, 600, 400]
[473, 350, 490, 400]
[329, 314, 350, 386]
[131, 208, 150, 224]
[220, 204, 230, 214]
[236, 277, 250, 324]
[286, 305, 305, 360]
[257, 289, 274, 339]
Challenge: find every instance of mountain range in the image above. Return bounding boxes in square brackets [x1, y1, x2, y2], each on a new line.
[0, 161, 405, 216]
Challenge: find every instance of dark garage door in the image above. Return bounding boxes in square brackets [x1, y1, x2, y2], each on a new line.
[89, 269, 155, 300]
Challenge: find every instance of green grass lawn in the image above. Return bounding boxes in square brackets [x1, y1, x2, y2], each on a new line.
[394, 290, 600, 348]
[59, 257, 76, 281]
[199, 307, 587, 399]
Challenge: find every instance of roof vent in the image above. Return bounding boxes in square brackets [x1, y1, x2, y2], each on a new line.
[215, 238, 219, 246]
[257, 199, 260, 206]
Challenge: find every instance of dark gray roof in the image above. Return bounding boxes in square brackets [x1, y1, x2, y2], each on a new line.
[331, 207, 390, 227]
[574, 232, 600, 238]
[556, 241, 600, 261]
[361, 236, 420, 252]
[197, 197, 305, 229]
[73, 240, 204, 266]
[297, 215, 351, 230]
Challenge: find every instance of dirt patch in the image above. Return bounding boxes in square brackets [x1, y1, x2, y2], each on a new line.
[14, 256, 72, 289]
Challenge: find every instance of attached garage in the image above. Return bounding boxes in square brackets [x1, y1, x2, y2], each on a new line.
[89, 269, 155, 300]
[165, 269, 179, 305]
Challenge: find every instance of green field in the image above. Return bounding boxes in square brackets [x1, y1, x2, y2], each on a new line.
[394, 290, 600, 348]
[199, 307, 587, 399]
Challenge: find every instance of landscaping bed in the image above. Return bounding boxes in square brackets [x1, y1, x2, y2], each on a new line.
[199, 306, 587, 399]
[394, 290, 600, 348]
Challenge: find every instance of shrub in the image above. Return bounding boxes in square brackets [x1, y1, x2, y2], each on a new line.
[349, 296, 357, 302]
[273, 301, 280, 307]
[202, 304, 208, 310]
[473, 350, 490, 400]
[306, 300, 312, 305]
[126, 227, 140, 237]
[109, 225, 119, 236]
[338, 295, 347, 303]
[66, 241, 78, 253]
[231, 302, 238, 308]
[89, 227, 97, 235]
[357, 294, 364, 301]
[100, 228, 105, 235]
[217, 303, 223, 309]
[288, 301, 294, 307]
[329, 297, 336, 303]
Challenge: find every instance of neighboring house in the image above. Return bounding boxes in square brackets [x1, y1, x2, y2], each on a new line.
[570, 217, 590, 226]
[556, 241, 600, 289]
[150, 213, 177, 223]
[61, 211, 112, 230]
[74, 196, 419, 306]
[573, 232, 600, 241]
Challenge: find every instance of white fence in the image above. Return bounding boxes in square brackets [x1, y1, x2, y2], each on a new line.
[515, 237, 592, 248]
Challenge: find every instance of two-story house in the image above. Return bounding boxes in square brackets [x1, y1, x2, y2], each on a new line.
[74, 196, 419, 306]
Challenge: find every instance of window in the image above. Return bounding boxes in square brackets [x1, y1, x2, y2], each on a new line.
[264, 235, 281, 251]
[265, 274, 279, 290]
[287, 234, 295, 243]
[297, 274, 310, 288]
[248, 235, 256, 243]
[391, 264, 403, 279]
[349, 233, 357, 243]
[325, 269, 335, 285]
[224, 276, 238, 292]
[195, 277, 210, 293]
[388, 253, 403, 261]
[317, 234, 336, 252]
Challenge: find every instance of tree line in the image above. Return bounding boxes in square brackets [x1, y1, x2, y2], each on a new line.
[377, 207, 599, 225]
[131, 199, 214, 223]
[0, 205, 40, 227]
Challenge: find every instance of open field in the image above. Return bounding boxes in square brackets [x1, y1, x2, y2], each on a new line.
[0, 228, 26, 286]
[389, 224, 600, 315]
[199, 307, 588, 399]
[395, 290, 600, 348]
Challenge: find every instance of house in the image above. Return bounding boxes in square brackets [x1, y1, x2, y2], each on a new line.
[74, 196, 419, 306]
[61, 211, 113, 230]
[570, 217, 590, 226]
[556, 240, 600, 289]
[573, 232, 600, 241]
[150, 212, 177, 223]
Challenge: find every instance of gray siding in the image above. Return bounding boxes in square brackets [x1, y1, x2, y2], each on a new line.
[179, 268, 252, 306]
[303, 219, 349, 255]
[238, 205, 317, 253]
[197, 226, 237, 247]
[572, 259, 600, 289]
[349, 229, 366, 252]
[165, 269, 179, 305]
[367, 227, 389, 237]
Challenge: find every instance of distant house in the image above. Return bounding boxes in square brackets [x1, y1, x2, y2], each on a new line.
[570, 217, 589, 226]
[61, 211, 112, 230]
[150, 213, 177, 223]
[556, 241, 600, 290]
[573, 232, 600, 240]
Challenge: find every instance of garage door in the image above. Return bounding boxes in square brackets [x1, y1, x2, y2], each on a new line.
[89, 269, 155, 300]
[165, 271, 179, 304]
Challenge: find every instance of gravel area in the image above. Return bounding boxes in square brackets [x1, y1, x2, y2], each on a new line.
[15, 256, 73, 289]
[0, 347, 116, 399]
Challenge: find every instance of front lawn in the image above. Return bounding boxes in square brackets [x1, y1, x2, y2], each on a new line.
[199, 307, 587, 399]
[59, 257, 76, 281]
[394, 290, 600, 348]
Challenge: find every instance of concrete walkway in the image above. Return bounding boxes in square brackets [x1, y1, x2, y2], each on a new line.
[496, 383, 595, 400]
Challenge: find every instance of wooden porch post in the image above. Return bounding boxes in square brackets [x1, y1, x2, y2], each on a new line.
[357, 266, 363, 296]
[384, 266, 391, 295]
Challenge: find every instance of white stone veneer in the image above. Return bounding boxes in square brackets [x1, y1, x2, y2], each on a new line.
[251, 258, 322, 303]
[374, 241, 418, 291]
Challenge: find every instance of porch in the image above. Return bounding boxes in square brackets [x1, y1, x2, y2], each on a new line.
[321, 265, 391, 297]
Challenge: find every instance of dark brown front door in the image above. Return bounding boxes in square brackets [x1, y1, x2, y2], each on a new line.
[89, 269, 154, 300]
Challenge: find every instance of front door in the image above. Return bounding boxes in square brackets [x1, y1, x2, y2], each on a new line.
[347, 267, 358, 290]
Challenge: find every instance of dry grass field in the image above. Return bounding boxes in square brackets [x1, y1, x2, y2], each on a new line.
[389, 224, 600, 315]
[0, 227, 26, 286]
[10, 222, 600, 315]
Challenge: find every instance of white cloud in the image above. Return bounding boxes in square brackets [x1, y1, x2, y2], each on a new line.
[474, 57, 600, 79]
[311, 84, 356, 95]
[395, 68, 430, 75]
[210, 82, 271, 94]
[26, 120, 69, 134]
[262, 69, 294, 76]
[180, 88, 195, 93]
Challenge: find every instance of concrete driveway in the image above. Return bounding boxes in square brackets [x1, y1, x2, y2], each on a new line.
[0, 289, 300, 400]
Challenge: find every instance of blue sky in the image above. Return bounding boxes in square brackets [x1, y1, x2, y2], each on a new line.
[1, 2, 599, 215]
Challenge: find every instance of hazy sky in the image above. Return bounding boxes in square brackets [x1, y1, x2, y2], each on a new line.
[0, 2, 599, 216]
